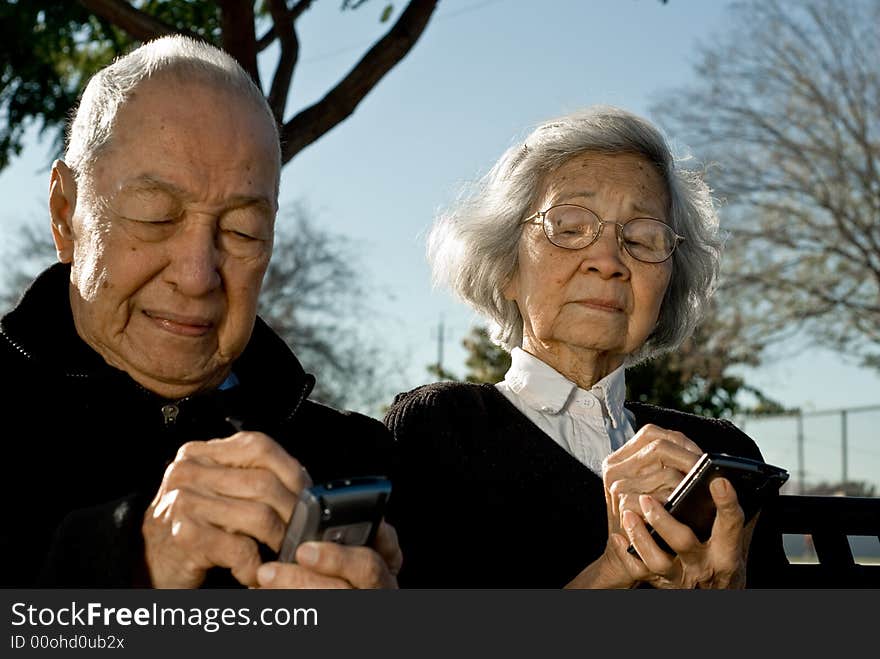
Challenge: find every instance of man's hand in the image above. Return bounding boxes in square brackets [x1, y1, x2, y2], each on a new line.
[143, 431, 311, 589]
[255, 520, 402, 589]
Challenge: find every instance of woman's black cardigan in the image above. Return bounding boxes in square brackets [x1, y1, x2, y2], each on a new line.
[385, 381, 788, 588]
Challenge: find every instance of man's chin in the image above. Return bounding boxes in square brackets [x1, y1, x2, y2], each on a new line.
[125, 362, 227, 399]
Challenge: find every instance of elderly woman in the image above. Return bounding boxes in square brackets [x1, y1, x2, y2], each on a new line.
[385, 106, 786, 589]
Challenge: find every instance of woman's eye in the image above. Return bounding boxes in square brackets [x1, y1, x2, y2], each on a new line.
[554, 223, 584, 234]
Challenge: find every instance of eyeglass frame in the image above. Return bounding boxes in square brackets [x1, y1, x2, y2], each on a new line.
[522, 203, 685, 263]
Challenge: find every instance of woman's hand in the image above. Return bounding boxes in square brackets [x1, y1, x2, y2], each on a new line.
[602, 424, 703, 537]
[566, 425, 751, 589]
[622, 477, 752, 589]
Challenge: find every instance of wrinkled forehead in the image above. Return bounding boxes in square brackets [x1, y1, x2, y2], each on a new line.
[90, 74, 281, 199]
[126, 68, 278, 142]
[535, 151, 671, 213]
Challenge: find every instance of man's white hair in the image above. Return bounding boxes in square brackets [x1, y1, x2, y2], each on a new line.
[65, 35, 279, 182]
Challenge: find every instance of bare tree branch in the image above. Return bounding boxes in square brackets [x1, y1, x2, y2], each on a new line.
[77, 0, 190, 41]
[266, 0, 298, 123]
[654, 0, 880, 366]
[217, 1, 259, 84]
[256, 26, 276, 52]
[279, 0, 438, 163]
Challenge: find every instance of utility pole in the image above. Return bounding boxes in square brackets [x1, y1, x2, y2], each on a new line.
[436, 317, 444, 376]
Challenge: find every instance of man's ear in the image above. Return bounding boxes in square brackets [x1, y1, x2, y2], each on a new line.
[49, 160, 77, 264]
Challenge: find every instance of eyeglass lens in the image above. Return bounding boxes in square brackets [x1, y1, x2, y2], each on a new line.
[542, 205, 676, 262]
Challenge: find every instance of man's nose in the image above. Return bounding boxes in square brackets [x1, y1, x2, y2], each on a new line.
[164, 219, 222, 296]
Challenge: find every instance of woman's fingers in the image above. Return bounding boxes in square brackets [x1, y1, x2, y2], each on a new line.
[708, 478, 746, 544]
[623, 480, 751, 589]
[608, 468, 688, 522]
[604, 424, 702, 466]
[603, 426, 703, 513]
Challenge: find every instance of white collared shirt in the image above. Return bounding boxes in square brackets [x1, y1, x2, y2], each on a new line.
[495, 347, 636, 476]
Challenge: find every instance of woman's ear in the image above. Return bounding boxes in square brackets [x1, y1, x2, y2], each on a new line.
[502, 271, 519, 302]
[49, 160, 77, 263]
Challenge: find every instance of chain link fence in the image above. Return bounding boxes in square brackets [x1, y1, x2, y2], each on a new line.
[736, 405, 880, 496]
[735, 405, 880, 564]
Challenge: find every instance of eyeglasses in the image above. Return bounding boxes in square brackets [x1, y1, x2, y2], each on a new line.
[523, 204, 684, 263]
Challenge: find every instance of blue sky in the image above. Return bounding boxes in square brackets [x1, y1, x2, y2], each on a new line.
[1, 0, 878, 488]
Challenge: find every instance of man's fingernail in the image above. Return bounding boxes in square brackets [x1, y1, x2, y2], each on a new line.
[622, 510, 637, 532]
[639, 494, 655, 514]
[297, 543, 319, 565]
[257, 564, 276, 585]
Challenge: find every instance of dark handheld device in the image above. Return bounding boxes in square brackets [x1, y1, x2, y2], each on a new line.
[278, 475, 391, 563]
[627, 452, 789, 557]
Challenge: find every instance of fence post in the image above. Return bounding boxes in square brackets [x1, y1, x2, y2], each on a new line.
[797, 412, 805, 494]
[841, 409, 848, 486]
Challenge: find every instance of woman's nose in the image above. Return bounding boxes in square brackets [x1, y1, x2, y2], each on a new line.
[578, 222, 630, 279]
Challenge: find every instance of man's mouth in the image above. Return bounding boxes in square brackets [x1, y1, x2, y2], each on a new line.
[143, 310, 214, 337]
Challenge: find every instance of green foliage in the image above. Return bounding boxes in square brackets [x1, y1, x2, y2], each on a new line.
[135, 1, 221, 38]
[626, 353, 786, 419]
[1, 1, 435, 172]
[461, 326, 510, 384]
[0, 1, 225, 170]
[428, 326, 510, 384]
[1, 2, 117, 168]
[627, 309, 788, 419]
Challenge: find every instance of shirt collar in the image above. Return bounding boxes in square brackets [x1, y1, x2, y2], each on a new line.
[501, 347, 629, 428]
[596, 364, 628, 429]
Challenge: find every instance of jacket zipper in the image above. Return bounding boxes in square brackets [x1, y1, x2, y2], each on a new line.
[159, 374, 314, 429]
[285, 374, 316, 424]
[161, 403, 180, 426]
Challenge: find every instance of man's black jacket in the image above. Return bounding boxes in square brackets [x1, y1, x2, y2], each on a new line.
[0, 263, 392, 587]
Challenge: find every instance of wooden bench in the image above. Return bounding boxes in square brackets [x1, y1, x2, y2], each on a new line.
[762, 495, 880, 588]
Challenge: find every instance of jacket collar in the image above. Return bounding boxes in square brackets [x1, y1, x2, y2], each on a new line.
[1, 262, 106, 375]
[1, 263, 312, 418]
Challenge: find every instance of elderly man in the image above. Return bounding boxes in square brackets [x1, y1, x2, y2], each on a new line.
[0, 36, 400, 589]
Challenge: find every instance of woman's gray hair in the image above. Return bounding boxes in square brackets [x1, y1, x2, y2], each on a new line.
[427, 105, 721, 364]
[65, 35, 279, 184]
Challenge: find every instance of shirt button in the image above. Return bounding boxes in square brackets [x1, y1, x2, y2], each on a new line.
[540, 406, 553, 413]
[584, 398, 595, 408]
